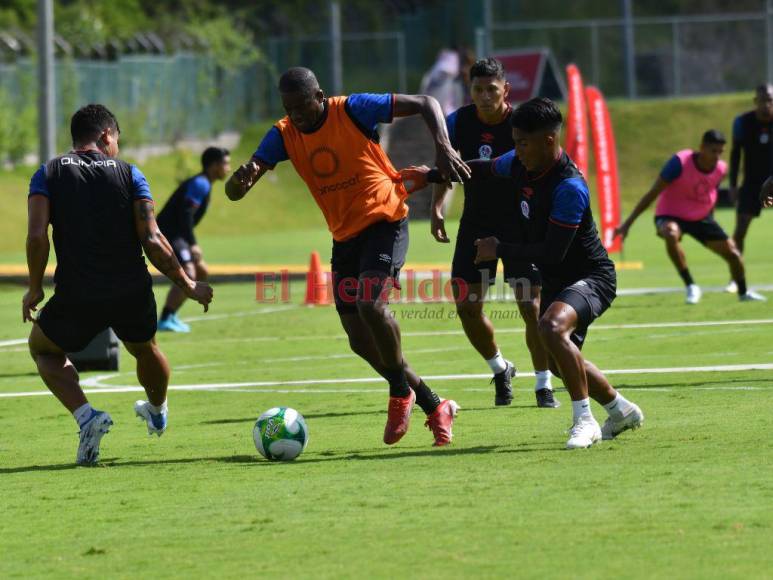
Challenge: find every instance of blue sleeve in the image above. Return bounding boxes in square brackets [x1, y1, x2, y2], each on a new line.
[130, 166, 153, 201]
[492, 150, 516, 177]
[184, 175, 211, 207]
[732, 115, 744, 142]
[659, 155, 683, 182]
[253, 126, 289, 168]
[446, 111, 458, 150]
[550, 178, 589, 227]
[29, 165, 49, 198]
[345, 93, 394, 132]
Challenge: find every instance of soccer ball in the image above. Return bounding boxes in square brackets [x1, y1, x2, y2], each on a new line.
[253, 407, 309, 461]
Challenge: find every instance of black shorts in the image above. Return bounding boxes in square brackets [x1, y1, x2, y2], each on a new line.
[655, 214, 728, 245]
[738, 183, 764, 217]
[451, 222, 541, 287]
[540, 273, 616, 349]
[170, 237, 194, 265]
[37, 286, 158, 353]
[331, 218, 408, 314]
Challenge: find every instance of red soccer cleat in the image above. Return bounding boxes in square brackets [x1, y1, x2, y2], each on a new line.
[383, 390, 416, 445]
[425, 399, 460, 447]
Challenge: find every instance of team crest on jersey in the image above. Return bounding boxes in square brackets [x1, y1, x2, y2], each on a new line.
[760, 131, 770, 145]
[478, 144, 493, 160]
[309, 146, 340, 178]
[521, 200, 530, 218]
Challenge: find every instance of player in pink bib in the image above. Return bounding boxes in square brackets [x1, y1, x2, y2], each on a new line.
[616, 130, 765, 304]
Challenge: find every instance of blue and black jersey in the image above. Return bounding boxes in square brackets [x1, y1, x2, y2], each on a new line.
[730, 111, 773, 189]
[156, 174, 211, 245]
[491, 150, 614, 287]
[28, 150, 153, 298]
[446, 104, 520, 235]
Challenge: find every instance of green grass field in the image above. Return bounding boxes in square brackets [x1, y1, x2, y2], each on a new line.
[2, 206, 773, 578]
[2, 92, 772, 577]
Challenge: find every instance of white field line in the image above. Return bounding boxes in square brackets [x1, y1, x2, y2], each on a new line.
[182, 304, 297, 322]
[2, 362, 771, 399]
[3, 317, 773, 350]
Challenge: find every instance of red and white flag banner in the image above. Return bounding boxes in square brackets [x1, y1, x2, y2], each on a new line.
[565, 64, 589, 177]
[585, 85, 622, 254]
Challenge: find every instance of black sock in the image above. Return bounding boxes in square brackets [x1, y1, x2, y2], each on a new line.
[414, 380, 441, 415]
[678, 268, 694, 286]
[160, 307, 175, 321]
[736, 278, 747, 295]
[384, 368, 410, 398]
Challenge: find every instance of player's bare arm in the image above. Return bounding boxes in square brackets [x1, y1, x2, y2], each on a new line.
[23, 195, 51, 322]
[393, 94, 470, 182]
[134, 199, 213, 311]
[430, 182, 451, 243]
[616, 177, 669, 239]
[225, 159, 269, 201]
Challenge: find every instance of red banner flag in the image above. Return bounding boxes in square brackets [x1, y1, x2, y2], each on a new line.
[565, 64, 589, 177]
[585, 86, 622, 254]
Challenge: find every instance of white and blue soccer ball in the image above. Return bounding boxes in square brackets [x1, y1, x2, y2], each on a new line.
[253, 407, 309, 461]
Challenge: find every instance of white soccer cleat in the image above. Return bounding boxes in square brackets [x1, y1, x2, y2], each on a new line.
[739, 291, 767, 302]
[601, 403, 644, 440]
[134, 400, 168, 437]
[76, 411, 113, 466]
[685, 284, 702, 305]
[724, 280, 738, 294]
[566, 416, 602, 449]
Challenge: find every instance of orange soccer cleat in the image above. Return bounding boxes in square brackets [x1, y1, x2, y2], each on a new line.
[425, 399, 460, 447]
[383, 390, 416, 445]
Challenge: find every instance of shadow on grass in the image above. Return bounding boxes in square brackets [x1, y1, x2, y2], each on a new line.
[0, 443, 563, 473]
[200, 409, 386, 425]
[0, 371, 38, 379]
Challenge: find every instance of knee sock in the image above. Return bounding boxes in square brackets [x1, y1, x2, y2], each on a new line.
[384, 368, 410, 398]
[413, 380, 441, 415]
[678, 268, 694, 287]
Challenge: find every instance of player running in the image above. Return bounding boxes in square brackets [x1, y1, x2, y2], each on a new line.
[431, 57, 557, 408]
[727, 84, 773, 292]
[225, 67, 470, 446]
[616, 130, 765, 304]
[407, 98, 644, 449]
[23, 104, 213, 466]
[157, 147, 230, 332]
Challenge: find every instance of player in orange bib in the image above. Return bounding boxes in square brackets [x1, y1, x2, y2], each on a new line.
[226, 67, 470, 447]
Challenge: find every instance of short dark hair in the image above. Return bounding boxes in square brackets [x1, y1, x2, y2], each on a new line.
[701, 129, 726, 145]
[510, 97, 563, 133]
[201, 146, 229, 171]
[469, 57, 505, 81]
[70, 104, 119, 145]
[278, 67, 320, 96]
[756, 83, 773, 95]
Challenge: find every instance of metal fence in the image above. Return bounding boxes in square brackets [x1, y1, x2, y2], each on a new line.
[264, 31, 407, 113]
[0, 53, 265, 159]
[476, 8, 773, 98]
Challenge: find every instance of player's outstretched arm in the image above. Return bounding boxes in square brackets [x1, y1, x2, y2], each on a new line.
[225, 159, 269, 201]
[615, 177, 668, 239]
[23, 196, 51, 322]
[393, 94, 470, 182]
[133, 199, 213, 311]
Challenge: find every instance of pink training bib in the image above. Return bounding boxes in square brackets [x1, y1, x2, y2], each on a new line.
[655, 149, 726, 221]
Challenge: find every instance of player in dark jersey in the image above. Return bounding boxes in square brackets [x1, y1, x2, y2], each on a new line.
[430, 58, 557, 408]
[23, 104, 213, 465]
[156, 147, 230, 332]
[727, 84, 773, 292]
[407, 98, 644, 449]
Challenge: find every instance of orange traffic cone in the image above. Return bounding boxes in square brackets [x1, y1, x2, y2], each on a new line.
[304, 251, 332, 306]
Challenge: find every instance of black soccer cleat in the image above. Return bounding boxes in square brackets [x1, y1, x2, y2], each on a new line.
[492, 362, 516, 406]
[535, 388, 561, 408]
